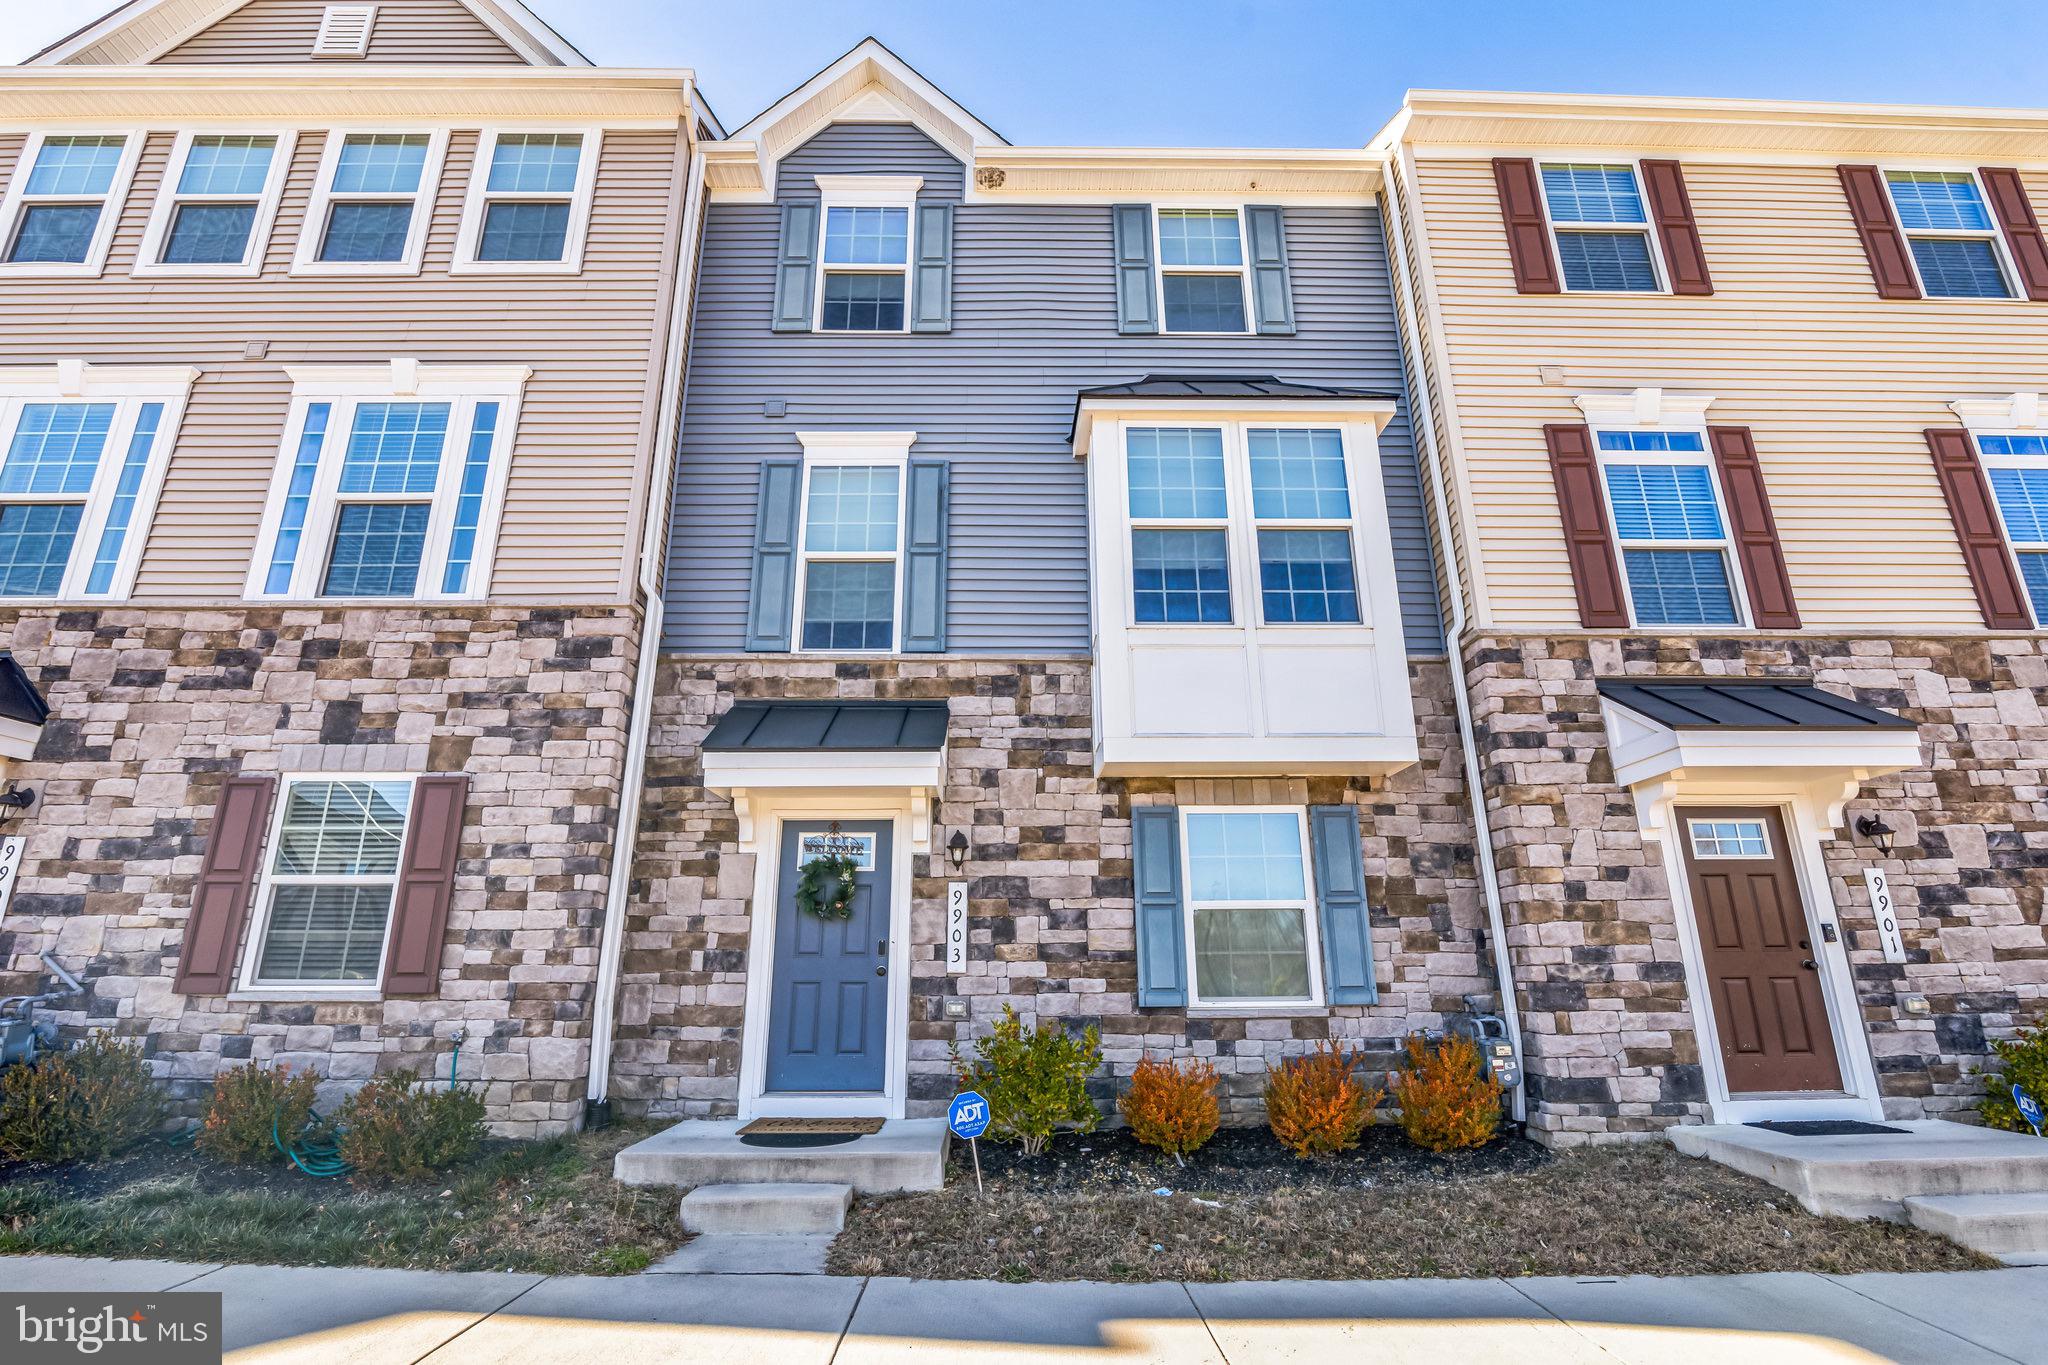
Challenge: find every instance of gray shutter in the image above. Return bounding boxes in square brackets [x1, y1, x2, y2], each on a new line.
[901, 459, 949, 652]
[771, 200, 820, 333]
[744, 459, 803, 652]
[1310, 804, 1377, 1005]
[1132, 805, 1187, 1007]
[1245, 204, 1297, 335]
[1112, 204, 1158, 335]
[910, 203, 954, 333]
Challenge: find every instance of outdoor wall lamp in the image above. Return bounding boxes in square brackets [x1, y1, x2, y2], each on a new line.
[946, 829, 969, 870]
[1855, 814, 1896, 854]
[0, 785, 33, 820]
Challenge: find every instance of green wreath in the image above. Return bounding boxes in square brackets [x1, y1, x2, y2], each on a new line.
[796, 851, 861, 920]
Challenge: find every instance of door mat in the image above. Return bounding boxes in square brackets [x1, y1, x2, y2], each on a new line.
[736, 1116, 885, 1136]
[738, 1132, 864, 1149]
[1747, 1120, 1909, 1137]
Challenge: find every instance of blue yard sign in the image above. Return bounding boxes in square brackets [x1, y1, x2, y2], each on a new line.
[949, 1089, 991, 1196]
[2015, 1084, 2044, 1137]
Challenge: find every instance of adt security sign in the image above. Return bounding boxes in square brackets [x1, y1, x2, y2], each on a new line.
[949, 1090, 991, 1196]
[2015, 1084, 2044, 1137]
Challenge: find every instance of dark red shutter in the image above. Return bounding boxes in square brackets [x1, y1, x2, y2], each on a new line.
[1640, 160, 1713, 296]
[1707, 426, 1800, 630]
[1492, 158, 1561, 294]
[1925, 428, 2033, 630]
[1544, 423, 1631, 629]
[1837, 165, 1921, 300]
[1979, 167, 2048, 301]
[381, 775, 470, 996]
[174, 775, 277, 995]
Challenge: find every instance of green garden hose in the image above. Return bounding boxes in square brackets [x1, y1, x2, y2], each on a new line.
[274, 1106, 349, 1178]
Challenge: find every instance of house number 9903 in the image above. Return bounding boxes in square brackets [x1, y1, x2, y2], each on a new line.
[946, 882, 967, 973]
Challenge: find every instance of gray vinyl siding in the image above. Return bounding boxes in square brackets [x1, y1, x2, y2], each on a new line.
[666, 121, 1444, 654]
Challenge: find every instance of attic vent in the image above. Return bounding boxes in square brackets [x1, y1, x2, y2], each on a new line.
[312, 5, 377, 57]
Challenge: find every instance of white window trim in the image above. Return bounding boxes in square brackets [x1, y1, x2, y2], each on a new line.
[1587, 420, 1752, 630]
[1970, 426, 2048, 627]
[0, 361, 196, 603]
[812, 175, 921, 334]
[290, 127, 449, 278]
[133, 129, 298, 280]
[1153, 205, 1253, 336]
[1532, 158, 1670, 296]
[234, 771, 416, 996]
[0, 131, 146, 281]
[790, 431, 913, 655]
[1178, 804, 1325, 1010]
[450, 126, 602, 276]
[244, 361, 529, 603]
[1880, 165, 2020, 301]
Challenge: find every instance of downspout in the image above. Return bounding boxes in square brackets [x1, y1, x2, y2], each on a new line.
[1377, 153, 1528, 1124]
[584, 133, 709, 1116]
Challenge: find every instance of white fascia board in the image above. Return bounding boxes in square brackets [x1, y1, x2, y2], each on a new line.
[0, 717, 41, 762]
[702, 749, 946, 793]
[1073, 398, 1399, 459]
[1096, 734, 1421, 779]
[966, 146, 1382, 204]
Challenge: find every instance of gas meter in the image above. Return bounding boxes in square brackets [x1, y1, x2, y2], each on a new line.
[1448, 1012, 1521, 1090]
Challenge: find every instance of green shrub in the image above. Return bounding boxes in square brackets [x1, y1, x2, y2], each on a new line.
[1982, 1020, 2048, 1134]
[950, 1005, 1103, 1155]
[336, 1070, 487, 1184]
[197, 1063, 321, 1165]
[0, 1034, 166, 1164]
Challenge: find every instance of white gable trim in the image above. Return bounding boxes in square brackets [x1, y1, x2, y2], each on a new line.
[31, 0, 589, 67]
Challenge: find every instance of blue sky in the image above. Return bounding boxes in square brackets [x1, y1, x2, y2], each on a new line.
[8, 0, 2048, 146]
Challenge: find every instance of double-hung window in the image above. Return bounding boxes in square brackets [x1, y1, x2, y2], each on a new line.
[1883, 170, 2016, 300]
[1595, 429, 1743, 627]
[813, 177, 921, 333]
[0, 365, 192, 600]
[1156, 209, 1250, 333]
[1128, 427, 1233, 623]
[0, 133, 140, 274]
[1250, 428, 1360, 624]
[1538, 163, 1662, 293]
[249, 365, 524, 601]
[295, 130, 446, 273]
[454, 129, 600, 273]
[796, 461, 903, 650]
[1980, 433, 2048, 624]
[137, 132, 294, 275]
[241, 777, 413, 990]
[1182, 808, 1323, 1007]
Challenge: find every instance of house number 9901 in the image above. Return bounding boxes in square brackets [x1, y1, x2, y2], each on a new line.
[1863, 867, 1906, 965]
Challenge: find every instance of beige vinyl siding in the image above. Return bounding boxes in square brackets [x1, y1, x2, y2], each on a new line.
[152, 0, 527, 64]
[1413, 154, 2048, 633]
[0, 125, 681, 604]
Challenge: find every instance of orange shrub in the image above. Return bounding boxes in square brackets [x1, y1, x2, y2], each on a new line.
[1395, 1033, 1503, 1152]
[1263, 1040, 1383, 1158]
[1118, 1055, 1219, 1164]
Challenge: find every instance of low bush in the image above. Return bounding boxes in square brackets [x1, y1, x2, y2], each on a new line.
[1264, 1040, 1383, 1158]
[336, 1070, 487, 1184]
[196, 1063, 321, 1165]
[951, 1004, 1103, 1156]
[1982, 1020, 2048, 1134]
[1395, 1033, 1504, 1152]
[0, 1034, 166, 1164]
[1117, 1055, 1219, 1165]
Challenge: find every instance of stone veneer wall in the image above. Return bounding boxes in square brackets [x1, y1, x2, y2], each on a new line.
[0, 604, 640, 1137]
[613, 655, 1491, 1123]
[1465, 632, 2048, 1144]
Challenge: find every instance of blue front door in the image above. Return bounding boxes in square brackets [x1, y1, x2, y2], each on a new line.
[765, 822, 892, 1094]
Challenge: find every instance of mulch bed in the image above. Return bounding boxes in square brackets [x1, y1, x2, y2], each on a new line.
[3, 1138, 336, 1202]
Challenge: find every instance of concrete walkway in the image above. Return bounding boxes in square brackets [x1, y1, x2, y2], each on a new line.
[5, 1254, 2046, 1363]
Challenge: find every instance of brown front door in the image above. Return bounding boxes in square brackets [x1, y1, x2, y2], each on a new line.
[1676, 807, 1843, 1094]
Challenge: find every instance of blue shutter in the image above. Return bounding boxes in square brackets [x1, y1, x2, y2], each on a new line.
[1132, 805, 1187, 1007]
[1244, 204, 1297, 335]
[771, 201, 819, 333]
[910, 203, 954, 333]
[743, 459, 802, 652]
[901, 459, 949, 652]
[1310, 804, 1377, 1005]
[1112, 204, 1158, 335]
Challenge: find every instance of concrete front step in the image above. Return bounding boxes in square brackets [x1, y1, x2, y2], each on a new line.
[1905, 1192, 2048, 1258]
[1670, 1120, 2048, 1220]
[614, 1118, 949, 1194]
[680, 1182, 852, 1236]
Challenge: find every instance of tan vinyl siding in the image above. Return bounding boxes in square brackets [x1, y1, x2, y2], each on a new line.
[1412, 154, 2048, 633]
[153, 0, 526, 64]
[0, 126, 681, 604]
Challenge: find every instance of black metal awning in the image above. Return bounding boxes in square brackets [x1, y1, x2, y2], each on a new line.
[1070, 374, 1398, 439]
[1595, 679, 1915, 732]
[702, 701, 948, 753]
[0, 652, 49, 728]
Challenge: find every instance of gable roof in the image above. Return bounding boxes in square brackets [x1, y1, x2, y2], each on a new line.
[28, 0, 591, 67]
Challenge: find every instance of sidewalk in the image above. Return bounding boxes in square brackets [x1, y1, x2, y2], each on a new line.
[5, 1254, 2044, 1363]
